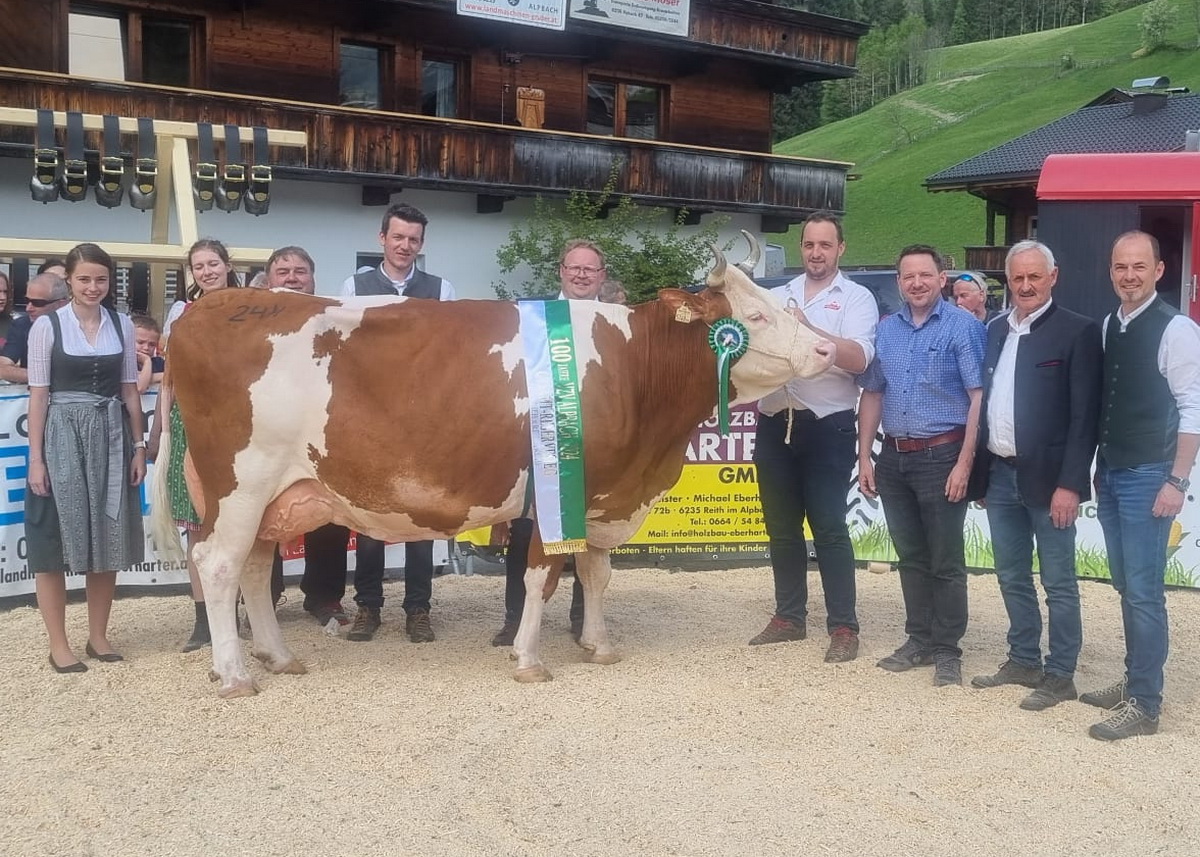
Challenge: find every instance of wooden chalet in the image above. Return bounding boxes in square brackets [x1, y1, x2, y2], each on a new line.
[0, 0, 867, 302]
[924, 83, 1200, 284]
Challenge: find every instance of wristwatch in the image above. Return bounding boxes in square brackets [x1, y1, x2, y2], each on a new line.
[1165, 474, 1190, 493]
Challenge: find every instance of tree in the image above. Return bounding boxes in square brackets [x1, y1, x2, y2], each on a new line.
[772, 81, 825, 142]
[1138, 0, 1178, 53]
[493, 167, 726, 304]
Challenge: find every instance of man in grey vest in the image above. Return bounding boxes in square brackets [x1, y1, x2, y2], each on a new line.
[303, 203, 455, 645]
[1083, 230, 1200, 741]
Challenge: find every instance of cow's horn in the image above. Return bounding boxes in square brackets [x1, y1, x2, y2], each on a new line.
[707, 245, 728, 289]
[735, 229, 761, 276]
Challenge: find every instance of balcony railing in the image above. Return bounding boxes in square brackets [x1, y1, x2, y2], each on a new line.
[964, 245, 1011, 275]
[0, 68, 849, 228]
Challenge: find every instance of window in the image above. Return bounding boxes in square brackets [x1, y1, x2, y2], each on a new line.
[69, 6, 201, 86]
[587, 79, 663, 140]
[340, 42, 386, 109]
[421, 58, 459, 118]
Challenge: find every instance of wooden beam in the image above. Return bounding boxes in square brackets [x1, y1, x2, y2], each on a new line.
[0, 239, 273, 266]
[0, 107, 307, 148]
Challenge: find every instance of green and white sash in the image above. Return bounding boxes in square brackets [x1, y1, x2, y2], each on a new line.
[518, 300, 588, 555]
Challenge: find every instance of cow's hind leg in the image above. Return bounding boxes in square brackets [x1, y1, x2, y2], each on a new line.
[193, 535, 256, 697]
[575, 546, 620, 665]
[244, 540, 305, 676]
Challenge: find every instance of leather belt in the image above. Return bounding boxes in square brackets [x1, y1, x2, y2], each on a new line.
[885, 427, 966, 453]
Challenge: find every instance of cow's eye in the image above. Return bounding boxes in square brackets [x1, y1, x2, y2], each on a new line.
[746, 311, 765, 323]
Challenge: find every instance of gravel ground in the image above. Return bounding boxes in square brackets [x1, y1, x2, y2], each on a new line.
[1, 565, 1197, 857]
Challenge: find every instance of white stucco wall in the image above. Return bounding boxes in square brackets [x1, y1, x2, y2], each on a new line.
[1, 158, 773, 303]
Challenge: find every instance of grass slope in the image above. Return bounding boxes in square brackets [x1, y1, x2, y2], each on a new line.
[776, 4, 1200, 266]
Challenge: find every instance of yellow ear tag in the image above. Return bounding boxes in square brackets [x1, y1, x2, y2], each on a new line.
[674, 305, 694, 323]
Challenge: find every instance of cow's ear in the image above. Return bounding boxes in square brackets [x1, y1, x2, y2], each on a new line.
[658, 288, 707, 325]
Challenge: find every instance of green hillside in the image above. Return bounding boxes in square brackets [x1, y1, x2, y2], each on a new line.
[776, 4, 1200, 267]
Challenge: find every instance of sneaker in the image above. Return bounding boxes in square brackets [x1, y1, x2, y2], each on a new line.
[304, 599, 350, 627]
[748, 616, 806, 646]
[876, 639, 934, 672]
[933, 654, 962, 687]
[1019, 674, 1078, 711]
[347, 606, 381, 642]
[1079, 678, 1130, 710]
[971, 659, 1044, 690]
[824, 627, 860, 663]
[491, 621, 519, 647]
[405, 609, 435, 643]
[1088, 699, 1159, 741]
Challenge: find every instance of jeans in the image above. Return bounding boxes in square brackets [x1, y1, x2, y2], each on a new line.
[299, 523, 433, 613]
[985, 459, 1081, 677]
[1096, 459, 1173, 717]
[753, 408, 858, 632]
[504, 517, 583, 625]
[874, 441, 969, 657]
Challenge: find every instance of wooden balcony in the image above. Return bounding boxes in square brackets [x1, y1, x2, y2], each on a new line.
[964, 245, 1010, 275]
[0, 69, 848, 230]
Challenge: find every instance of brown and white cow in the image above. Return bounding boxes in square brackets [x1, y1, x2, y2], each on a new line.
[152, 239, 834, 696]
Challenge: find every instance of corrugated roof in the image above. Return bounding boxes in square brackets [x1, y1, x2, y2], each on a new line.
[925, 93, 1200, 188]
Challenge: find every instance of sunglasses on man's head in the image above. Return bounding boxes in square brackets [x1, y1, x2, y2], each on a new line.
[26, 298, 61, 308]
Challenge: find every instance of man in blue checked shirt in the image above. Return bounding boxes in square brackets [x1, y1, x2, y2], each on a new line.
[856, 244, 986, 687]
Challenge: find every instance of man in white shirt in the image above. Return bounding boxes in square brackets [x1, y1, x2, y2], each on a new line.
[749, 211, 878, 663]
[968, 241, 1101, 711]
[1083, 230, 1200, 740]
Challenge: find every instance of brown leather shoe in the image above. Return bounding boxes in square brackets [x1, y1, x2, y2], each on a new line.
[347, 606, 381, 642]
[824, 627, 860, 663]
[405, 609, 435, 643]
[748, 616, 806, 646]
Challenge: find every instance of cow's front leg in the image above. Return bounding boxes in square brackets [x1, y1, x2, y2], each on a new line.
[193, 537, 258, 697]
[244, 539, 305, 677]
[575, 546, 620, 665]
[512, 561, 552, 682]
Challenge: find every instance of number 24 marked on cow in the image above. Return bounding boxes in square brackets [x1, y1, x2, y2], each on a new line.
[228, 304, 285, 323]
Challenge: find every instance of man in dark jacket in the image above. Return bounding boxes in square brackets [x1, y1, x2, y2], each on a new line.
[969, 240, 1102, 711]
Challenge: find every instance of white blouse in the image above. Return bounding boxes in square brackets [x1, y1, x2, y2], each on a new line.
[27, 305, 139, 388]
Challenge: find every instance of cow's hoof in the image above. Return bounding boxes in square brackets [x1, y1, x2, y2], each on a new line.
[273, 658, 307, 675]
[582, 649, 622, 665]
[252, 651, 307, 675]
[513, 665, 554, 683]
[217, 678, 259, 698]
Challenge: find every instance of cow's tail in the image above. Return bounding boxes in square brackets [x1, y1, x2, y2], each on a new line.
[149, 385, 186, 562]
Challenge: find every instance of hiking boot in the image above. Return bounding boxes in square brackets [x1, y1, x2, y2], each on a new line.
[1020, 674, 1078, 711]
[933, 653, 962, 687]
[748, 616, 806, 646]
[824, 627, 860, 663]
[971, 659, 1044, 690]
[304, 599, 350, 627]
[876, 639, 934, 672]
[347, 606, 381, 642]
[405, 609, 435, 643]
[1088, 699, 1159, 741]
[1079, 678, 1130, 710]
[491, 621, 519, 647]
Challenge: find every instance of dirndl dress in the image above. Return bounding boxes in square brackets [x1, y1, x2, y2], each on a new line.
[25, 310, 145, 575]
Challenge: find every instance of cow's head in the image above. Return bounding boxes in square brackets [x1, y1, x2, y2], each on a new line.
[659, 231, 834, 403]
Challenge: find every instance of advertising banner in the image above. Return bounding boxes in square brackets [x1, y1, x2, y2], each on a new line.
[458, 0, 567, 31]
[568, 0, 690, 37]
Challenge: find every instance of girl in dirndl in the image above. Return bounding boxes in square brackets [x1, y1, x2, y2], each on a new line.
[27, 243, 146, 673]
[148, 238, 238, 651]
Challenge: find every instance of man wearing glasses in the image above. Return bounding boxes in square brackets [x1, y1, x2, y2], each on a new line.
[0, 272, 71, 384]
[492, 239, 605, 647]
